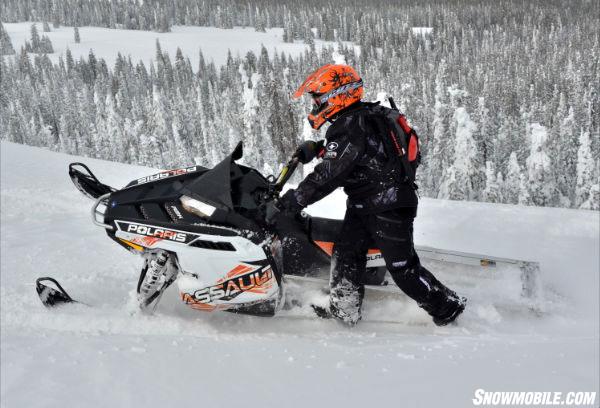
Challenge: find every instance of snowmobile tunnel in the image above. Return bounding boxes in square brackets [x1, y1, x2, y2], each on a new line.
[415, 245, 541, 300]
[308, 217, 541, 301]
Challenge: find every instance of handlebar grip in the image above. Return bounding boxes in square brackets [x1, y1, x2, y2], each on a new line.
[273, 157, 299, 194]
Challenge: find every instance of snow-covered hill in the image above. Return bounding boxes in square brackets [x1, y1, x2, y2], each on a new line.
[1, 142, 598, 407]
[2, 22, 344, 67]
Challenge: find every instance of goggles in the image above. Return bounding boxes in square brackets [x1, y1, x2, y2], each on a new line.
[309, 79, 363, 116]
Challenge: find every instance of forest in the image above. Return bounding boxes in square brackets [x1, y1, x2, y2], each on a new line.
[1, 0, 598, 209]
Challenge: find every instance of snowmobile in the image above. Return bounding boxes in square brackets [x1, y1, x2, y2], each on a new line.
[37, 142, 387, 315]
[36, 142, 542, 316]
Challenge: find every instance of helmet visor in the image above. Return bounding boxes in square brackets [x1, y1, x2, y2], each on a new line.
[310, 94, 327, 116]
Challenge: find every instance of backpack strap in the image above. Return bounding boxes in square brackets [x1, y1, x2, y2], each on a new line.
[367, 104, 417, 187]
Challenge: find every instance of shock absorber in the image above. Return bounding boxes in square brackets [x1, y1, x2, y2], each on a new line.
[139, 251, 169, 299]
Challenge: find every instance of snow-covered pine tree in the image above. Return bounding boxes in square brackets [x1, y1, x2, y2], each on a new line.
[102, 93, 124, 161]
[518, 172, 532, 206]
[438, 104, 478, 201]
[192, 81, 210, 164]
[504, 152, 523, 204]
[254, 11, 266, 33]
[51, 3, 60, 28]
[575, 129, 597, 208]
[282, 27, 291, 43]
[205, 77, 229, 165]
[580, 184, 599, 211]
[473, 95, 490, 162]
[560, 106, 578, 204]
[482, 161, 503, 203]
[526, 123, 557, 207]
[0, 22, 15, 55]
[252, 73, 282, 172]
[239, 64, 264, 170]
[496, 171, 505, 202]
[39, 35, 53, 53]
[548, 93, 576, 207]
[153, 85, 176, 167]
[171, 89, 196, 166]
[74, 26, 80, 43]
[426, 60, 449, 194]
[157, 7, 170, 33]
[65, 48, 75, 73]
[154, 40, 165, 91]
[30, 24, 40, 51]
[174, 47, 191, 88]
[221, 62, 245, 157]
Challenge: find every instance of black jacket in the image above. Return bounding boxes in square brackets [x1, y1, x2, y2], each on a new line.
[283, 102, 418, 214]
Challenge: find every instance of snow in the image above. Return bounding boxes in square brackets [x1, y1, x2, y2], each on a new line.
[1, 141, 599, 407]
[2, 22, 339, 67]
[411, 27, 434, 36]
[331, 50, 346, 65]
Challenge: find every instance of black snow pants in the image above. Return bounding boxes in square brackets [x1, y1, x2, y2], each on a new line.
[329, 207, 462, 324]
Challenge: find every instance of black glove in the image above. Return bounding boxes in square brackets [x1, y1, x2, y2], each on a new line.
[264, 200, 282, 226]
[279, 190, 304, 213]
[293, 140, 325, 164]
[265, 190, 304, 226]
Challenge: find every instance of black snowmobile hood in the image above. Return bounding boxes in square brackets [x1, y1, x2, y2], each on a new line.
[180, 142, 244, 210]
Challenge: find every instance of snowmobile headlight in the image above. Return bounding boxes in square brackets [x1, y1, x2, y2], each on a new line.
[180, 195, 216, 218]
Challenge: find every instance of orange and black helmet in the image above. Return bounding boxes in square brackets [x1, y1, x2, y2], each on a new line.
[293, 64, 363, 130]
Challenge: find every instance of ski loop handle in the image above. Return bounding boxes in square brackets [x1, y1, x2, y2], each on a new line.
[91, 192, 114, 230]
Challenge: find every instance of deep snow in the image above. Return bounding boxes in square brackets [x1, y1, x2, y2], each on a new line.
[1, 141, 598, 407]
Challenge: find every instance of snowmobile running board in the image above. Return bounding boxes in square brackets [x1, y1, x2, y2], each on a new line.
[415, 245, 541, 300]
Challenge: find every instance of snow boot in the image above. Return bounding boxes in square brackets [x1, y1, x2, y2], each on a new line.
[327, 276, 364, 325]
[311, 304, 333, 319]
[311, 303, 362, 326]
[432, 296, 467, 326]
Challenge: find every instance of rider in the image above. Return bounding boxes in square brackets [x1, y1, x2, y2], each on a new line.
[278, 64, 466, 326]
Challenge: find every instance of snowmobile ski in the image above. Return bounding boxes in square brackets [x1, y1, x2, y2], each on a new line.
[36, 277, 79, 307]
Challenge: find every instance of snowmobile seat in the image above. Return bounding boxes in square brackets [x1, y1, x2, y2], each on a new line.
[308, 216, 388, 286]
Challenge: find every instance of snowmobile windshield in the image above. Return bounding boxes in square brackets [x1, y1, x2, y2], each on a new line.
[182, 142, 244, 210]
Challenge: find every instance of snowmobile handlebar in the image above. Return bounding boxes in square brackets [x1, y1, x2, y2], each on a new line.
[261, 157, 299, 226]
[272, 157, 300, 196]
[269, 140, 325, 198]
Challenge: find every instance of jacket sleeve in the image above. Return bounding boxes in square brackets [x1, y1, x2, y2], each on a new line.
[282, 128, 364, 210]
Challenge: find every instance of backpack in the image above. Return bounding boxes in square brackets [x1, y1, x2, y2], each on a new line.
[367, 98, 421, 188]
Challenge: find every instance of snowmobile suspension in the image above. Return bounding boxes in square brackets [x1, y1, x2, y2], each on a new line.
[138, 251, 170, 299]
